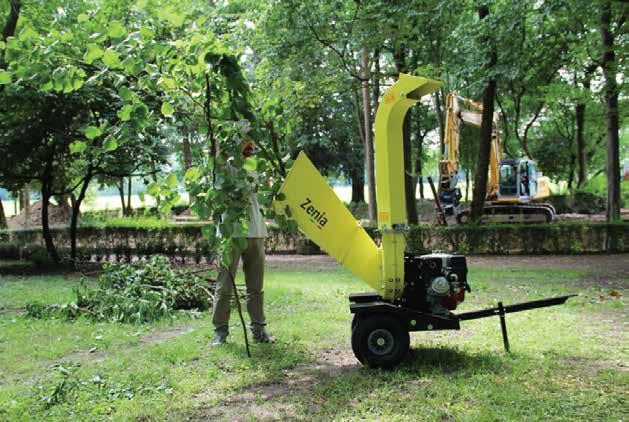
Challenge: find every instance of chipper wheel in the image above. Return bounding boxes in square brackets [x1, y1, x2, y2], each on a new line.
[351, 314, 410, 369]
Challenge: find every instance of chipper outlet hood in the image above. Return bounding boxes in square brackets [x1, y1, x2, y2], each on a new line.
[273, 74, 442, 300]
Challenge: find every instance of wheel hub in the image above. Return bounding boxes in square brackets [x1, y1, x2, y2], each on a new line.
[367, 328, 394, 355]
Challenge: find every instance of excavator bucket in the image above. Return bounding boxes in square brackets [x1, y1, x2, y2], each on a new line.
[274, 74, 441, 299]
[273, 152, 382, 291]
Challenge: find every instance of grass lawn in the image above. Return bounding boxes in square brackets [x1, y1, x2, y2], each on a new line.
[0, 255, 627, 421]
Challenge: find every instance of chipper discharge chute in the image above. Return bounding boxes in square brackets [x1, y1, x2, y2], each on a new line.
[273, 74, 575, 369]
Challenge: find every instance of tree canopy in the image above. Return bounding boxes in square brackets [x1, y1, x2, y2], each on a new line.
[0, 0, 626, 257]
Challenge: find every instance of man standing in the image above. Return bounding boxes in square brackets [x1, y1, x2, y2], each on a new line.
[211, 141, 275, 345]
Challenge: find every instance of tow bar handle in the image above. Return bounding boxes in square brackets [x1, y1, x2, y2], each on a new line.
[456, 294, 577, 321]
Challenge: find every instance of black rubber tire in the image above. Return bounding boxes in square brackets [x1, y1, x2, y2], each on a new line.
[351, 314, 409, 369]
[456, 211, 469, 224]
[351, 323, 365, 364]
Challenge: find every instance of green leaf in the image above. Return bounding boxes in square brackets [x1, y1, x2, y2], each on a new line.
[201, 226, 215, 240]
[159, 77, 176, 90]
[157, 6, 185, 27]
[161, 102, 174, 117]
[40, 80, 53, 92]
[184, 167, 201, 182]
[219, 223, 233, 237]
[118, 86, 134, 101]
[0, 71, 12, 85]
[77, 13, 89, 23]
[107, 22, 127, 39]
[70, 141, 87, 154]
[117, 104, 133, 121]
[72, 77, 84, 91]
[102, 48, 123, 69]
[235, 237, 248, 252]
[84, 44, 104, 64]
[139, 26, 154, 40]
[103, 138, 118, 152]
[85, 126, 102, 140]
[147, 182, 161, 197]
[275, 192, 286, 201]
[165, 173, 178, 188]
[0, 41, 5, 50]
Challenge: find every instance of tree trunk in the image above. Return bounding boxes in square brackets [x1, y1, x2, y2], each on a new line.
[465, 170, 470, 202]
[372, 49, 380, 114]
[415, 142, 424, 200]
[567, 154, 576, 190]
[414, 107, 425, 200]
[434, 90, 446, 156]
[41, 161, 60, 264]
[360, 48, 377, 221]
[118, 178, 126, 216]
[0, 197, 7, 229]
[70, 172, 92, 267]
[182, 133, 193, 171]
[127, 176, 132, 216]
[575, 102, 586, 188]
[470, 5, 497, 223]
[21, 184, 30, 228]
[2, 1, 20, 41]
[57, 194, 72, 213]
[600, 1, 621, 221]
[350, 170, 365, 203]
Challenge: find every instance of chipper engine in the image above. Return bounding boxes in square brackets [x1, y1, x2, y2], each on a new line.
[273, 74, 574, 369]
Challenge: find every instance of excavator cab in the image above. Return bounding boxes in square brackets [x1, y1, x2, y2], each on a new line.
[498, 158, 538, 202]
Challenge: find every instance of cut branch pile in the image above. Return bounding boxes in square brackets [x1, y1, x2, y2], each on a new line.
[25, 256, 237, 323]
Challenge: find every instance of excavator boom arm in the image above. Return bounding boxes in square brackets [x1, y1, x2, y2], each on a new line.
[441, 93, 502, 198]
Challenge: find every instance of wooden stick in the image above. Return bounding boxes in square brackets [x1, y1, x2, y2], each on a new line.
[226, 268, 251, 358]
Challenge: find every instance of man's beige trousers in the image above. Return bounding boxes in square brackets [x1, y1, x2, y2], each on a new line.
[212, 238, 266, 336]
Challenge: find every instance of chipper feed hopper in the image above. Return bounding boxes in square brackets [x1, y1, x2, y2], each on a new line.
[273, 74, 574, 369]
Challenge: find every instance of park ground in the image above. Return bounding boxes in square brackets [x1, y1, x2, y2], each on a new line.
[0, 254, 627, 421]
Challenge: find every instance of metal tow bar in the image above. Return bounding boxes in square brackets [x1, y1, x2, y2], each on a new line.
[455, 294, 577, 352]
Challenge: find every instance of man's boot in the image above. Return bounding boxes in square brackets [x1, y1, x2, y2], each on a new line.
[252, 327, 276, 344]
[211, 330, 228, 346]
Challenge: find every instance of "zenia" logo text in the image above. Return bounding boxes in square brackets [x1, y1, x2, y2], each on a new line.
[300, 197, 328, 229]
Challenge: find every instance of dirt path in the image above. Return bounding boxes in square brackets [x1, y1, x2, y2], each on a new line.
[190, 346, 361, 421]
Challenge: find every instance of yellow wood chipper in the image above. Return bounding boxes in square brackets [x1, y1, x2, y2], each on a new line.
[273, 74, 574, 369]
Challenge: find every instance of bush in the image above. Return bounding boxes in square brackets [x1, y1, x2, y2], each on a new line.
[548, 192, 606, 214]
[26, 245, 56, 268]
[26, 256, 214, 323]
[0, 241, 21, 260]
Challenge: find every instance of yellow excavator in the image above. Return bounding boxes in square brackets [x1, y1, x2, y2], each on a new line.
[273, 74, 573, 369]
[439, 93, 556, 223]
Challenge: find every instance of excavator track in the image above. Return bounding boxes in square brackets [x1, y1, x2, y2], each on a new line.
[456, 202, 556, 224]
